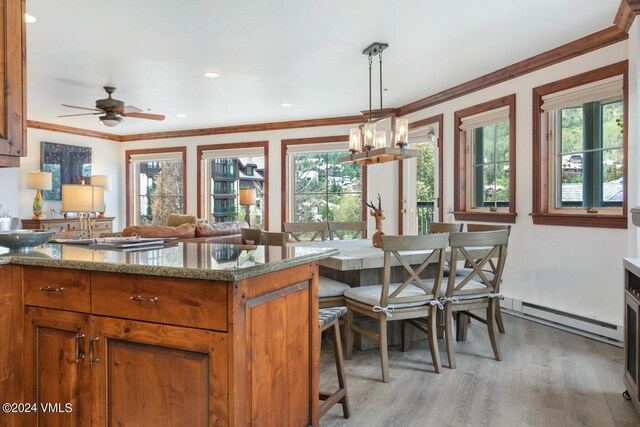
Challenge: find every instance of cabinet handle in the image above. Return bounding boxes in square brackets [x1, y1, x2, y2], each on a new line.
[89, 337, 100, 366]
[39, 286, 64, 293]
[130, 295, 158, 303]
[75, 334, 85, 364]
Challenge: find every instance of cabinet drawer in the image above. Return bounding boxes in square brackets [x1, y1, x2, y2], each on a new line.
[92, 221, 112, 231]
[42, 222, 68, 234]
[23, 266, 91, 312]
[91, 272, 228, 331]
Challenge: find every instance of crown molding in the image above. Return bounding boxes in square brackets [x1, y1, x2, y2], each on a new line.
[27, 120, 124, 142]
[615, 0, 640, 33]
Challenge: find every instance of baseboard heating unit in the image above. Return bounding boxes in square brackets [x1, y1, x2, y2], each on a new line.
[501, 297, 623, 347]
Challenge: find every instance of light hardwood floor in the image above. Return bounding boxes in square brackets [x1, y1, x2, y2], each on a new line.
[319, 314, 640, 427]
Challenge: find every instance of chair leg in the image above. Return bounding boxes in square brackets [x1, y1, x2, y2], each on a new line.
[379, 318, 389, 383]
[331, 321, 351, 418]
[345, 305, 353, 360]
[444, 305, 456, 369]
[436, 309, 445, 338]
[402, 320, 415, 352]
[496, 302, 506, 334]
[456, 312, 469, 342]
[487, 300, 503, 361]
[426, 312, 442, 374]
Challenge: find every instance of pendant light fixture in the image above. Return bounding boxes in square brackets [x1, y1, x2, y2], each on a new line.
[339, 42, 419, 165]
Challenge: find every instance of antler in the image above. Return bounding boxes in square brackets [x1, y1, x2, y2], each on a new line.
[377, 193, 382, 210]
[363, 198, 376, 209]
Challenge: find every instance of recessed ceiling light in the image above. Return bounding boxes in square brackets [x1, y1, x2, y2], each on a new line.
[24, 14, 37, 23]
[281, 103, 293, 107]
[176, 113, 188, 118]
[203, 72, 220, 78]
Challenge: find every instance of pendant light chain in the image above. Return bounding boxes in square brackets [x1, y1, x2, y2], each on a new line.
[379, 52, 383, 116]
[368, 54, 373, 123]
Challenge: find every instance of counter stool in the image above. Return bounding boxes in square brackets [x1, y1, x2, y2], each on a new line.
[319, 307, 351, 419]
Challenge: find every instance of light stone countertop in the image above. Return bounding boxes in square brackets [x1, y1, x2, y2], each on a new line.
[0, 242, 339, 281]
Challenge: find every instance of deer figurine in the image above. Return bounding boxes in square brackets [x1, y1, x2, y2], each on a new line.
[364, 194, 385, 248]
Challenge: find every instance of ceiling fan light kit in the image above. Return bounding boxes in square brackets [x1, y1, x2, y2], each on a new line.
[59, 86, 165, 127]
[338, 42, 419, 166]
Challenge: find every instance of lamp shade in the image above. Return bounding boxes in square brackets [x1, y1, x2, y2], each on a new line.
[61, 184, 104, 212]
[239, 188, 257, 206]
[26, 171, 52, 191]
[90, 175, 112, 191]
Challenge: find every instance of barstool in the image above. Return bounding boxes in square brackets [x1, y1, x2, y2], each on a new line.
[319, 307, 350, 419]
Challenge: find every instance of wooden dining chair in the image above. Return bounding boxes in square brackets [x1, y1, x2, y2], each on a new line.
[327, 221, 367, 240]
[462, 223, 512, 334]
[319, 307, 350, 419]
[260, 231, 288, 246]
[343, 233, 448, 382]
[429, 222, 464, 233]
[283, 222, 328, 242]
[240, 227, 262, 245]
[440, 230, 509, 369]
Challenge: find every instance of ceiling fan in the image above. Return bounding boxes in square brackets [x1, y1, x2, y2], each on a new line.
[58, 86, 165, 127]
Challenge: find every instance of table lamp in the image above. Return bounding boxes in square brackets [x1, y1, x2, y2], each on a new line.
[26, 171, 52, 219]
[239, 188, 257, 227]
[62, 184, 104, 239]
[90, 175, 111, 217]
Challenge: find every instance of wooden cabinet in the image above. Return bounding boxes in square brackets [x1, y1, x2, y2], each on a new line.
[21, 217, 115, 239]
[625, 265, 640, 415]
[0, 0, 27, 167]
[16, 263, 319, 426]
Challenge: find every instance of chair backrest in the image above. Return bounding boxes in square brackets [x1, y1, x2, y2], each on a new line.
[466, 223, 511, 236]
[378, 233, 449, 307]
[327, 221, 367, 240]
[447, 230, 509, 297]
[429, 222, 464, 233]
[241, 227, 262, 245]
[260, 231, 288, 247]
[283, 222, 327, 242]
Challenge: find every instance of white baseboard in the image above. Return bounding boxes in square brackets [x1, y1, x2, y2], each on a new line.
[501, 297, 623, 347]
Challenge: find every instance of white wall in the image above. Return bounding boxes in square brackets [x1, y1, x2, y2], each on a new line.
[12, 129, 123, 229]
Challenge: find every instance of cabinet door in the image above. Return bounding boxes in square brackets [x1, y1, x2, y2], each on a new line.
[0, 0, 26, 167]
[91, 316, 228, 426]
[625, 293, 639, 400]
[24, 307, 91, 427]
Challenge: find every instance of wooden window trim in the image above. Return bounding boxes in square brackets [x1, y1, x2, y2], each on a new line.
[453, 94, 517, 224]
[196, 141, 269, 230]
[531, 61, 628, 229]
[398, 114, 444, 234]
[280, 135, 368, 233]
[125, 146, 187, 227]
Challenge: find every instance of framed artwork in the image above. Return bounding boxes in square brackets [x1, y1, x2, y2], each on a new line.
[40, 142, 93, 201]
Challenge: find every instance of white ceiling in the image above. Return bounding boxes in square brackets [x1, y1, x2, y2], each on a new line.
[26, 0, 620, 134]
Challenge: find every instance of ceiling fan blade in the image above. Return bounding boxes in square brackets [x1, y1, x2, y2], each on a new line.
[61, 104, 102, 112]
[124, 112, 165, 121]
[123, 105, 143, 113]
[58, 112, 102, 118]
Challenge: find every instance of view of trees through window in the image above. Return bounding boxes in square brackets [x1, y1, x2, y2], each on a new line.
[293, 152, 362, 223]
[556, 99, 623, 208]
[470, 121, 510, 208]
[415, 139, 436, 234]
[137, 160, 184, 225]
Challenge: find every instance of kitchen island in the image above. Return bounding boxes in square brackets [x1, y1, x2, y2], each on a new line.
[0, 242, 338, 427]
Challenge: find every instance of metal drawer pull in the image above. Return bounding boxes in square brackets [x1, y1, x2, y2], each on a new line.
[75, 334, 85, 364]
[130, 294, 158, 303]
[89, 337, 100, 366]
[39, 286, 64, 293]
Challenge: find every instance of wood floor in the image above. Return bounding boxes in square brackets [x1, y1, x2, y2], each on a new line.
[319, 314, 640, 427]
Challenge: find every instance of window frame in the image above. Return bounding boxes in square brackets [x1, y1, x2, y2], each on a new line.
[280, 135, 368, 231]
[453, 94, 517, 223]
[196, 141, 269, 229]
[532, 61, 628, 229]
[125, 146, 187, 226]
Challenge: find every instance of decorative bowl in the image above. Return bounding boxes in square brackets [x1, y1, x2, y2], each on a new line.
[0, 229, 55, 252]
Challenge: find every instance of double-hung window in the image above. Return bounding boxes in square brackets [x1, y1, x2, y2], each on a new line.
[532, 62, 627, 228]
[454, 94, 516, 223]
[285, 140, 363, 224]
[199, 143, 267, 228]
[126, 148, 186, 226]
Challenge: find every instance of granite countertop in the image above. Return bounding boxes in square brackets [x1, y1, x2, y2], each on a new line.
[0, 242, 339, 281]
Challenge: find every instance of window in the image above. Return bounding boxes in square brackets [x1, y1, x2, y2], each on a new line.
[454, 94, 516, 223]
[198, 142, 268, 228]
[532, 62, 627, 228]
[282, 137, 366, 228]
[126, 148, 187, 226]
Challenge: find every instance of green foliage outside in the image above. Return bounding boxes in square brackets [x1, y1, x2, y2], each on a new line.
[142, 160, 184, 225]
[416, 141, 435, 202]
